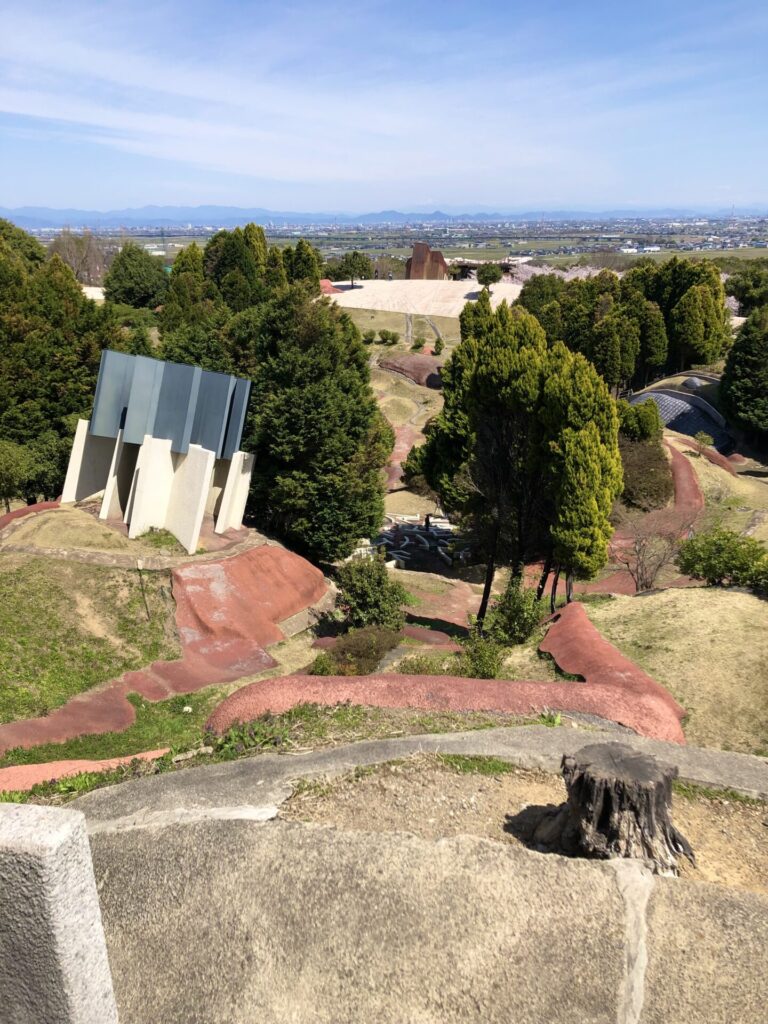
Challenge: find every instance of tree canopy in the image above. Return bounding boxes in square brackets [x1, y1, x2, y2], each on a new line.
[104, 242, 167, 308]
[338, 250, 373, 287]
[720, 307, 768, 438]
[476, 263, 502, 289]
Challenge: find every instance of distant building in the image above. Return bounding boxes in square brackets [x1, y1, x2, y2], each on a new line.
[405, 242, 449, 281]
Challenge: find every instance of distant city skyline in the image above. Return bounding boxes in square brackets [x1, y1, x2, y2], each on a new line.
[1, 0, 767, 210]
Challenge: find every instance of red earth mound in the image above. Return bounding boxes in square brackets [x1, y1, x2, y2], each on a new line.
[379, 354, 443, 389]
[206, 602, 686, 744]
[0, 543, 329, 755]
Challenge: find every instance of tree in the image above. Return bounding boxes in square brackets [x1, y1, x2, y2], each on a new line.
[289, 239, 322, 292]
[161, 242, 225, 330]
[264, 246, 288, 289]
[0, 440, 31, 512]
[239, 288, 394, 562]
[669, 283, 728, 371]
[726, 261, 768, 314]
[338, 250, 373, 288]
[336, 554, 409, 631]
[243, 223, 268, 277]
[49, 230, 108, 285]
[476, 263, 502, 290]
[614, 509, 696, 592]
[721, 307, 768, 438]
[0, 218, 46, 269]
[104, 242, 167, 308]
[416, 298, 622, 625]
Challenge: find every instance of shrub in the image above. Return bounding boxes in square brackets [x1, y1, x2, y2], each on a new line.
[486, 578, 542, 644]
[377, 329, 391, 344]
[310, 626, 400, 676]
[387, 331, 400, 345]
[336, 554, 409, 631]
[619, 437, 674, 510]
[693, 430, 714, 455]
[412, 336, 426, 351]
[458, 631, 503, 679]
[617, 399, 663, 441]
[362, 329, 376, 344]
[433, 336, 445, 356]
[677, 528, 767, 587]
[396, 653, 455, 675]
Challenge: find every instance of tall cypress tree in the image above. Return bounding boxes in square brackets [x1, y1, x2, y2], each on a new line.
[238, 288, 393, 562]
[721, 308, 768, 438]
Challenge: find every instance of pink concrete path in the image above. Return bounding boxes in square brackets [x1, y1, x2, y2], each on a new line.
[0, 544, 329, 755]
[206, 602, 686, 744]
[0, 747, 169, 793]
[0, 500, 60, 533]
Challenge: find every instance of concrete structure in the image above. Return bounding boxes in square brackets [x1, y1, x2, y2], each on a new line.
[0, 804, 118, 1024]
[405, 241, 449, 280]
[62, 351, 254, 553]
[331, 277, 523, 317]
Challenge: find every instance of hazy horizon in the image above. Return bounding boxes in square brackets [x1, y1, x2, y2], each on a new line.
[1, 1, 767, 211]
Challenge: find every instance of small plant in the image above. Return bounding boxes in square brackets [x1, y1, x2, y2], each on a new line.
[485, 577, 542, 644]
[386, 331, 400, 346]
[362, 329, 376, 344]
[433, 336, 444, 356]
[458, 630, 503, 679]
[377, 329, 392, 344]
[412, 336, 426, 351]
[693, 430, 714, 456]
[309, 626, 400, 676]
[336, 554, 410, 631]
[539, 710, 563, 728]
[677, 528, 768, 589]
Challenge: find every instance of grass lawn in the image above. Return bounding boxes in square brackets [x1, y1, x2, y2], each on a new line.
[341, 307, 407, 341]
[0, 553, 179, 724]
[586, 589, 768, 755]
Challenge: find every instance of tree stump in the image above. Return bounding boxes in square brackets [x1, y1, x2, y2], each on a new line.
[532, 742, 695, 875]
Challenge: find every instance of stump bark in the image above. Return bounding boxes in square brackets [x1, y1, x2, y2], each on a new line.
[532, 742, 695, 875]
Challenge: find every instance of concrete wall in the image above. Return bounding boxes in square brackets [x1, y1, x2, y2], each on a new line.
[87, 819, 768, 1024]
[60, 419, 116, 504]
[205, 458, 231, 517]
[0, 805, 118, 1023]
[167, 444, 215, 554]
[214, 451, 254, 534]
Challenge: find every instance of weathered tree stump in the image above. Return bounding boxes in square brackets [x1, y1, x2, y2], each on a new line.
[531, 742, 695, 875]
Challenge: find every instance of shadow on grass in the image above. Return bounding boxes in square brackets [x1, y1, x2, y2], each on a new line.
[405, 613, 468, 638]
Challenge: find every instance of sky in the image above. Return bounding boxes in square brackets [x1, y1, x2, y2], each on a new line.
[0, 0, 767, 213]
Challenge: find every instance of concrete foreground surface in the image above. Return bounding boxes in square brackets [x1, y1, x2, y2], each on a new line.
[90, 819, 767, 1024]
[331, 278, 523, 316]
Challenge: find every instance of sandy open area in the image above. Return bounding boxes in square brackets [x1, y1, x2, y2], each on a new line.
[331, 279, 522, 318]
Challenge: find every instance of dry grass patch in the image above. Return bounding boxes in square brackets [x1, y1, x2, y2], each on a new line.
[586, 589, 768, 754]
[5, 507, 133, 553]
[384, 489, 439, 517]
[380, 395, 419, 427]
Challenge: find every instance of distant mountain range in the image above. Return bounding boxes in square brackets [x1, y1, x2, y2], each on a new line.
[2, 204, 767, 229]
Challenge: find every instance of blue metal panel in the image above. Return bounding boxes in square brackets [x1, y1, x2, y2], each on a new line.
[222, 378, 252, 459]
[122, 356, 164, 445]
[89, 350, 135, 439]
[191, 371, 235, 457]
[153, 362, 201, 454]
[86, 350, 251, 458]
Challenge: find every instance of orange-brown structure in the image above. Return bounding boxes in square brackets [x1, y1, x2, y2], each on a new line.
[405, 241, 449, 280]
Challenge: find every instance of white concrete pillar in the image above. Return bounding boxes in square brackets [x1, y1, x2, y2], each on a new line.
[166, 444, 216, 554]
[215, 451, 254, 534]
[127, 435, 175, 540]
[0, 804, 118, 1023]
[61, 420, 115, 505]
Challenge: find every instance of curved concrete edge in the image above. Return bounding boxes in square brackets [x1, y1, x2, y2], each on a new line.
[0, 500, 60, 535]
[72, 725, 768, 834]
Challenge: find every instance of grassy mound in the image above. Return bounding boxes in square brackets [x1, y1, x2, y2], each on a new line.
[0, 553, 179, 723]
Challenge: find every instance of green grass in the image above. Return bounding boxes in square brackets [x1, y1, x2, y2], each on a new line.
[673, 780, 766, 807]
[137, 528, 186, 553]
[0, 689, 223, 768]
[0, 555, 179, 724]
[436, 753, 517, 775]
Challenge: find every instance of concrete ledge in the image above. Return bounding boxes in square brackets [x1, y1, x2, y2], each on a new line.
[0, 804, 118, 1023]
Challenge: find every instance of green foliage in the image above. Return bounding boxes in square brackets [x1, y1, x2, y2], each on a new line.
[618, 437, 674, 510]
[236, 290, 392, 561]
[485, 577, 542, 644]
[0, 439, 31, 511]
[264, 245, 288, 289]
[726, 261, 768, 314]
[433, 336, 445, 355]
[310, 626, 400, 675]
[677, 529, 767, 589]
[617, 398, 663, 441]
[0, 218, 46, 269]
[412, 336, 426, 351]
[336, 555, 409, 630]
[693, 431, 714, 453]
[476, 263, 503, 289]
[289, 239, 322, 292]
[362, 328, 377, 344]
[721, 307, 768, 437]
[459, 630, 504, 679]
[104, 241, 167, 308]
[339, 250, 374, 286]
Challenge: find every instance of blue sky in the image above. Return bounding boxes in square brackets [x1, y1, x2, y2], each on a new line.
[0, 0, 766, 211]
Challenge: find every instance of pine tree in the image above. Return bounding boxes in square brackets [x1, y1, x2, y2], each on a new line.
[243, 223, 268, 276]
[290, 239, 322, 291]
[104, 242, 167, 308]
[721, 308, 768, 437]
[264, 246, 288, 289]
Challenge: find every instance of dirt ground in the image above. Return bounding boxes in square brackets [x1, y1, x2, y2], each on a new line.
[283, 756, 768, 894]
[586, 589, 768, 755]
[2, 507, 189, 556]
